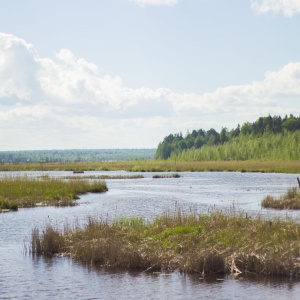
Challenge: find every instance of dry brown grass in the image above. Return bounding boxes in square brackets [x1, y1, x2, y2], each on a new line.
[32, 210, 300, 277]
[262, 187, 300, 210]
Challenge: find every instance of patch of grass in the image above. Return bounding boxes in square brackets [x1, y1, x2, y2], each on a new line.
[152, 173, 181, 179]
[0, 176, 108, 209]
[32, 210, 300, 277]
[63, 174, 144, 180]
[262, 187, 300, 210]
[0, 197, 18, 212]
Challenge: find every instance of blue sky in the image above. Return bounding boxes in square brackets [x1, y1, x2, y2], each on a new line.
[0, 0, 300, 150]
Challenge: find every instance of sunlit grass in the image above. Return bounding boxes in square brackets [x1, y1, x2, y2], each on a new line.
[32, 209, 300, 277]
[62, 174, 144, 180]
[0, 176, 108, 210]
[1, 160, 300, 173]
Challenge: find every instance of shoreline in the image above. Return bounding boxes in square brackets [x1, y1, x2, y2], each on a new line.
[0, 160, 299, 174]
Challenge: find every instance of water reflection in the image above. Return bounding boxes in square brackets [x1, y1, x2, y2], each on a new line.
[2, 171, 300, 299]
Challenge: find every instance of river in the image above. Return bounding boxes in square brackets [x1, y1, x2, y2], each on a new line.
[1, 171, 300, 299]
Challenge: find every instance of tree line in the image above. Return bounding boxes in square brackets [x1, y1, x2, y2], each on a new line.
[155, 114, 300, 160]
[0, 149, 156, 163]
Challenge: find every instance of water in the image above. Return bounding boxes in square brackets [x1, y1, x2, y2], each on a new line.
[1, 171, 300, 299]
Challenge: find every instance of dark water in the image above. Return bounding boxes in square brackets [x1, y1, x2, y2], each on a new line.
[1, 171, 300, 299]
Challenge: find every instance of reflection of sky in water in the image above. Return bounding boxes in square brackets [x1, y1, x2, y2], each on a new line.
[1, 171, 300, 300]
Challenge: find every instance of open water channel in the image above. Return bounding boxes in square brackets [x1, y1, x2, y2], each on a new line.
[1, 171, 300, 299]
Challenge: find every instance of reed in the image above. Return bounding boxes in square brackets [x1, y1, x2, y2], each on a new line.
[0, 176, 108, 209]
[1, 160, 300, 173]
[262, 187, 300, 210]
[31, 210, 300, 277]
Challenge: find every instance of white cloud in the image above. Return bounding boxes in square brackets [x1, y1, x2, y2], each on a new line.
[251, 0, 300, 17]
[129, 0, 178, 7]
[0, 32, 300, 150]
[0, 33, 41, 102]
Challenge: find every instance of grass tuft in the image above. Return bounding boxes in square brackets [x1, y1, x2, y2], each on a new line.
[152, 173, 181, 179]
[262, 187, 300, 210]
[0, 197, 18, 212]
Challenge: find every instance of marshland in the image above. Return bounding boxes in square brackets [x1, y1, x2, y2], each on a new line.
[0, 175, 108, 210]
[2, 169, 300, 299]
[1, 160, 300, 173]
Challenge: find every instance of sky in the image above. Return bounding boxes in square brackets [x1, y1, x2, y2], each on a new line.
[0, 0, 300, 150]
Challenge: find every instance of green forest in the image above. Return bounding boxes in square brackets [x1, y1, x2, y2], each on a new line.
[155, 114, 300, 161]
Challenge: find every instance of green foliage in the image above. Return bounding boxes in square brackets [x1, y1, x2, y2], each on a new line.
[176, 131, 300, 161]
[155, 114, 300, 160]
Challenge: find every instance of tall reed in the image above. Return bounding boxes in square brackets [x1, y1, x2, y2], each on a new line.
[32, 210, 300, 277]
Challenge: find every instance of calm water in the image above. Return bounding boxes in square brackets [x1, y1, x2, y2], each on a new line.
[1, 171, 300, 299]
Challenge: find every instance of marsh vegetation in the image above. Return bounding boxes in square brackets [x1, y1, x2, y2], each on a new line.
[62, 174, 144, 180]
[32, 209, 300, 277]
[1, 160, 299, 173]
[152, 173, 181, 179]
[0, 176, 107, 211]
[262, 187, 300, 210]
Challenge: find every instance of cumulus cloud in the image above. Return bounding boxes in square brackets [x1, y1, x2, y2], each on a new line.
[0, 33, 41, 103]
[0, 32, 300, 150]
[129, 0, 178, 7]
[251, 0, 300, 17]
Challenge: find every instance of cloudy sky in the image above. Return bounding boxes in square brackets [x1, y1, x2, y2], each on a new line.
[1, 0, 300, 150]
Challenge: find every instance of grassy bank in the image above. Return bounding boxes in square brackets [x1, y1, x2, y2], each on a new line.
[32, 210, 300, 277]
[262, 187, 300, 210]
[1, 160, 300, 173]
[62, 174, 144, 180]
[0, 176, 107, 211]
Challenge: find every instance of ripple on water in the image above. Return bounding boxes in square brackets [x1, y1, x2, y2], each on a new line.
[1, 171, 300, 299]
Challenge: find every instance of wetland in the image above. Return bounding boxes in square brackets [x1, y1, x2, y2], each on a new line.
[1, 170, 300, 299]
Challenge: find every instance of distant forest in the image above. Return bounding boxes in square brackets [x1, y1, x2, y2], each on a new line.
[155, 114, 300, 161]
[0, 149, 156, 163]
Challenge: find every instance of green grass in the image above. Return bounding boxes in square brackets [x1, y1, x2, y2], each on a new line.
[1, 160, 300, 173]
[32, 210, 300, 277]
[262, 187, 300, 210]
[62, 174, 144, 180]
[0, 197, 18, 211]
[0, 176, 108, 210]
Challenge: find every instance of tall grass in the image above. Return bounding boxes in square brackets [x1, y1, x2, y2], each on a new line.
[32, 210, 300, 277]
[0, 176, 107, 209]
[0, 197, 18, 211]
[262, 187, 300, 210]
[1, 160, 300, 173]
